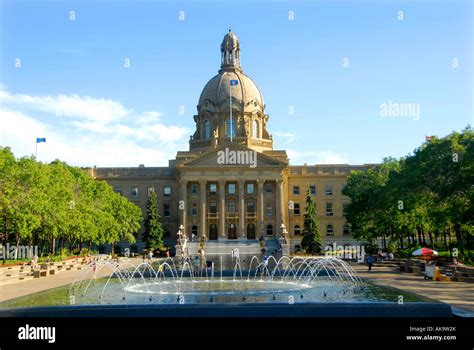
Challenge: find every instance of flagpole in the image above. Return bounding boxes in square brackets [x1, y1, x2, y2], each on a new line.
[230, 82, 233, 142]
[35, 138, 37, 159]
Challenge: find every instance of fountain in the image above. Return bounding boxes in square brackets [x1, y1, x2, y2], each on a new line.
[0, 253, 454, 318]
[68, 255, 365, 305]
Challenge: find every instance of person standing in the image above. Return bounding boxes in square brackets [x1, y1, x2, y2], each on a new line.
[199, 248, 206, 270]
[367, 255, 374, 271]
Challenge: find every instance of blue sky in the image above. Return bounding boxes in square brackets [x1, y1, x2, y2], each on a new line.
[0, 0, 472, 166]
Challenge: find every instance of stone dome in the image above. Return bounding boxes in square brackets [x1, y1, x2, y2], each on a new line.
[222, 30, 239, 47]
[189, 30, 273, 153]
[198, 71, 264, 111]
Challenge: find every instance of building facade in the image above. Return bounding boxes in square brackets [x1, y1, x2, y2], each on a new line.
[89, 31, 373, 252]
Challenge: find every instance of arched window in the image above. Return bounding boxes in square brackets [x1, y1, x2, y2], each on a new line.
[266, 224, 273, 235]
[229, 50, 233, 63]
[253, 119, 259, 138]
[204, 120, 211, 139]
[326, 224, 334, 236]
[343, 224, 350, 236]
[191, 225, 198, 237]
[294, 225, 301, 236]
[226, 117, 236, 137]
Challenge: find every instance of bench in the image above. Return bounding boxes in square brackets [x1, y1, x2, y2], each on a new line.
[455, 267, 474, 283]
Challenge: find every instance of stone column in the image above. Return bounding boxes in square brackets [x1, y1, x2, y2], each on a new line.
[257, 179, 265, 237]
[238, 179, 245, 239]
[276, 179, 283, 237]
[199, 180, 207, 239]
[179, 180, 187, 237]
[219, 180, 226, 239]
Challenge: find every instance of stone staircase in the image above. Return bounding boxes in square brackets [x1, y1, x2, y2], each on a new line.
[181, 240, 261, 256]
[177, 237, 284, 257]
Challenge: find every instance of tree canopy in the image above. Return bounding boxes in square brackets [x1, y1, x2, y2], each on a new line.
[0, 147, 142, 257]
[342, 126, 473, 261]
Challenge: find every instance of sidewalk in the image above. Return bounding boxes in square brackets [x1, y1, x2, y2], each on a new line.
[353, 264, 474, 315]
[0, 258, 142, 303]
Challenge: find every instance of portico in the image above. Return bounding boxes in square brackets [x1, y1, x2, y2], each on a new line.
[177, 145, 288, 243]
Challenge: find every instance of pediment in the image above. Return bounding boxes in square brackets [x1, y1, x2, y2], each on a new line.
[177, 144, 286, 169]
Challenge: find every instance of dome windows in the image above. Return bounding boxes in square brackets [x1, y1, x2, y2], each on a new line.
[204, 120, 211, 139]
[252, 120, 259, 138]
[226, 117, 236, 138]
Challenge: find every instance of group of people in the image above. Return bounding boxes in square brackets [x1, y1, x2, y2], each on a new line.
[191, 248, 213, 272]
[366, 251, 395, 271]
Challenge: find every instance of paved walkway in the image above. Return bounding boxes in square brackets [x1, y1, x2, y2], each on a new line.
[353, 264, 474, 315]
[0, 258, 143, 303]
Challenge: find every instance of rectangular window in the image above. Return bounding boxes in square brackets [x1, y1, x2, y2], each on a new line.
[228, 201, 236, 215]
[265, 184, 273, 194]
[293, 186, 300, 195]
[147, 187, 155, 197]
[209, 202, 217, 214]
[164, 203, 171, 217]
[310, 185, 316, 195]
[294, 203, 301, 215]
[163, 186, 171, 197]
[114, 187, 122, 195]
[228, 183, 236, 194]
[266, 205, 273, 216]
[191, 203, 198, 216]
[246, 183, 255, 194]
[209, 184, 217, 194]
[325, 185, 333, 195]
[247, 200, 255, 214]
[131, 187, 139, 197]
[191, 184, 198, 194]
[326, 203, 333, 216]
[343, 203, 349, 216]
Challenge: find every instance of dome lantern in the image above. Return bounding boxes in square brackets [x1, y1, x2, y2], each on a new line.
[220, 29, 241, 72]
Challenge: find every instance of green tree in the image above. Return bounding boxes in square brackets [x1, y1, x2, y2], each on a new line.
[301, 189, 322, 254]
[342, 127, 473, 262]
[0, 147, 142, 259]
[143, 190, 164, 250]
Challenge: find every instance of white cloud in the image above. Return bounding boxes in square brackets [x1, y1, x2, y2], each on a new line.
[0, 90, 130, 124]
[0, 89, 189, 167]
[287, 149, 350, 165]
[273, 131, 297, 145]
[136, 111, 162, 125]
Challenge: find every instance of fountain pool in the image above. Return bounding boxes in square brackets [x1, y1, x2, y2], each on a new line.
[0, 255, 453, 317]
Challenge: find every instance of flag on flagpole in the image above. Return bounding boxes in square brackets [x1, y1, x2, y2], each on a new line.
[425, 135, 433, 141]
[230, 80, 238, 86]
[36, 138, 46, 143]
